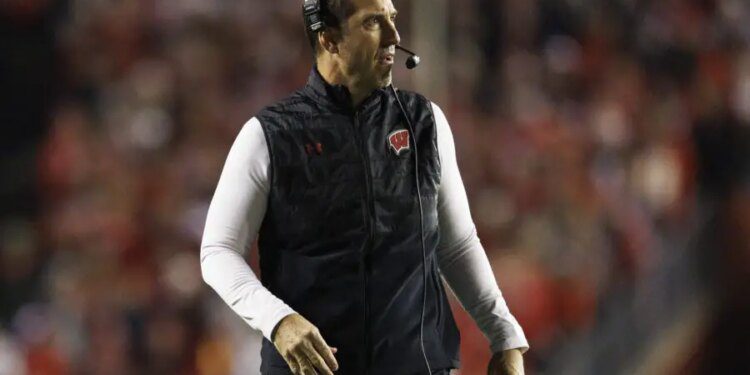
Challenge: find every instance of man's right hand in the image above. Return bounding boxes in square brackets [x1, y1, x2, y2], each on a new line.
[272, 313, 339, 374]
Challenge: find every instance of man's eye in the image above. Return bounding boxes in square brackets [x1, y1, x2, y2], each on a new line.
[365, 17, 379, 27]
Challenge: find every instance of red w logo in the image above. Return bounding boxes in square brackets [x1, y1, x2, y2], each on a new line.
[388, 129, 410, 155]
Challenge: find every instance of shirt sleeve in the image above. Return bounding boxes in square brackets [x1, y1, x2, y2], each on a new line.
[432, 102, 529, 354]
[200, 117, 296, 342]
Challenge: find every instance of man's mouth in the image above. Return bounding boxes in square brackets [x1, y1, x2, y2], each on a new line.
[378, 53, 393, 65]
[378, 52, 395, 65]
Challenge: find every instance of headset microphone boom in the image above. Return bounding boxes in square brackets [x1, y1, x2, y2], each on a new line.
[395, 45, 421, 69]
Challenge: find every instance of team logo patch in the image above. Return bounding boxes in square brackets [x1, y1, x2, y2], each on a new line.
[388, 129, 410, 155]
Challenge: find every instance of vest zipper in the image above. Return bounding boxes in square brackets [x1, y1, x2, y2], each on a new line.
[352, 111, 374, 374]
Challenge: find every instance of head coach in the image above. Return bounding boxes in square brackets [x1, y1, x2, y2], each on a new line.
[200, 0, 529, 373]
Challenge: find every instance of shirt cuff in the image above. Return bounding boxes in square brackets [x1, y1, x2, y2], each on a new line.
[259, 307, 297, 343]
[469, 294, 530, 355]
[490, 336, 530, 354]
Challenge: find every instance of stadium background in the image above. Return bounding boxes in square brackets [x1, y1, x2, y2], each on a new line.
[1, 0, 749, 374]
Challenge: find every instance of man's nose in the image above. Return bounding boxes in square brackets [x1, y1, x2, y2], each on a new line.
[383, 19, 400, 47]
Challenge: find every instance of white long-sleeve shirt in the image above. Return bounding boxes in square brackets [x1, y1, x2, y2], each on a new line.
[200, 102, 528, 354]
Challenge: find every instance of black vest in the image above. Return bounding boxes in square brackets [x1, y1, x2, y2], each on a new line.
[256, 68, 460, 374]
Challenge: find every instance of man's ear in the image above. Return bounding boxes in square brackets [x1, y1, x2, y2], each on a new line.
[318, 28, 340, 54]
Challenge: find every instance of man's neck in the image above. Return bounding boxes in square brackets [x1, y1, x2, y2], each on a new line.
[317, 57, 372, 108]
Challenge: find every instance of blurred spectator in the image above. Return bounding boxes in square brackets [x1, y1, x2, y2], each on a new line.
[1, 0, 748, 373]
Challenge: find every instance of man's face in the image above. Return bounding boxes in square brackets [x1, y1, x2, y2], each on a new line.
[335, 0, 400, 90]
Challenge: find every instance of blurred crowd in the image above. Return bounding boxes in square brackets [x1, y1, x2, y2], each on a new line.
[1, 0, 749, 374]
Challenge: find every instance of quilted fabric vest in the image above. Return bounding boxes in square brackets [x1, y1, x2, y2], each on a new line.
[256, 67, 460, 374]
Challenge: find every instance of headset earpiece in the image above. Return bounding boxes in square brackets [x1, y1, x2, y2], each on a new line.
[303, 0, 326, 33]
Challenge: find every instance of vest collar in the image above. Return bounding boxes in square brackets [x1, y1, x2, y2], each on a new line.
[304, 65, 387, 112]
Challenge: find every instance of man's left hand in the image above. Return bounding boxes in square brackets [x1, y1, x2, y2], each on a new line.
[487, 348, 524, 375]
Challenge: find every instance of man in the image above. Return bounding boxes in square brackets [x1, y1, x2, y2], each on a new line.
[200, 0, 528, 373]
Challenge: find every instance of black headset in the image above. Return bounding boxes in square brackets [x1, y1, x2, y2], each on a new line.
[302, 0, 327, 33]
[303, 1, 433, 374]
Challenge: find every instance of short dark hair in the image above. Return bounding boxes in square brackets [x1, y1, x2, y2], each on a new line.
[304, 0, 355, 55]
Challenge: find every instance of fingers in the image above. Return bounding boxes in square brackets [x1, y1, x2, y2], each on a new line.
[285, 344, 338, 374]
[297, 355, 317, 375]
[283, 353, 300, 374]
[301, 357, 318, 375]
[310, 331, 339, 372]
[290, 346, 316, 375]
[298, 342, 331, 375]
